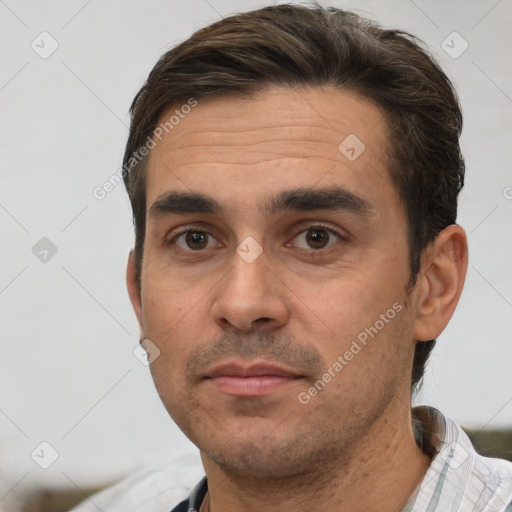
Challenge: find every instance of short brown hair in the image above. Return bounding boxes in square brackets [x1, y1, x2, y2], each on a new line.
[123, 3, 464, 392]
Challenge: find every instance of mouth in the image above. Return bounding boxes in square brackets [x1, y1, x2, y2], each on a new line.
[203, 361, 304, 397]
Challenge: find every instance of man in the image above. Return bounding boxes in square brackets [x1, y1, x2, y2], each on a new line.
[73, 3, 512, 511]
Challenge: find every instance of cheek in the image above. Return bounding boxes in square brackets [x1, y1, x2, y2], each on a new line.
[148, 356, 200, 437]
[317, 303, 413, 408]
[298, 272, 394, 325]
[140, 285, 194, 371]
[298, 274, 409, 364]
[141, 271, 199, 328]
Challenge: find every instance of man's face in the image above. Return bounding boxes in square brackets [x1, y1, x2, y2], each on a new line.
[132, 86, 423, 477]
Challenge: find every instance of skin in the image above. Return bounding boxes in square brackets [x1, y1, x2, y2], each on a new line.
[126, 85, 468, 512]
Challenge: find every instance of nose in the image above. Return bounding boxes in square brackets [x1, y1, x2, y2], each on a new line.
[211, 244, 290, 332]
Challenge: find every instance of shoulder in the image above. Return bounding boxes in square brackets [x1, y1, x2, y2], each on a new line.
[69, 454, 205, 512]
[412, 406, 512, 511]
[441, 417, 512, 510]
[448, 415, 512, 510]
[469, 448, 512, 511]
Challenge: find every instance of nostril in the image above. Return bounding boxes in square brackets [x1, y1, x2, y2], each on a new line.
[255, 317, 272, 324]
[220, 317, 231, 326]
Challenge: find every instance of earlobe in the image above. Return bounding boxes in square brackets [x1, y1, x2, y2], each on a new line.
[413, 225, 468, 342]
[126, 250, 144, 334]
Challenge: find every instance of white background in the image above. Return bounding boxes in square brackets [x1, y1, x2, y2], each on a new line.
[1, 0, 511, 505]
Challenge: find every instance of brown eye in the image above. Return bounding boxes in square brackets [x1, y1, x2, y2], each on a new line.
[185, 231, 208, 250]
[290, 227, 342, 250]
[306, 229, 330, 249]
[174, 231, 213, 251]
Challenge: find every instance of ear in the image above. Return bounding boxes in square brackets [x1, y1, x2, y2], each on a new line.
[126, 250, 143, 335]
[413, 224, 468, 341]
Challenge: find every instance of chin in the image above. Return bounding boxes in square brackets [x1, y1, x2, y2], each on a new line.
[205, 441, 308, 479]
[197, 422, 344, 481]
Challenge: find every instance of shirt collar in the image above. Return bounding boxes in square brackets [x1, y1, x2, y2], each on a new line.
[405, 405, 512, 511]
[187, 476, 208, 511]
[182, 406, 512, 512]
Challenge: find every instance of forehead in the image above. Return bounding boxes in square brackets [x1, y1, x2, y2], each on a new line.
[145, 85, 396, 215]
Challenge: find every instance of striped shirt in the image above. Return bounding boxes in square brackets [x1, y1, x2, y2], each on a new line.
[71, 406, 512, 512]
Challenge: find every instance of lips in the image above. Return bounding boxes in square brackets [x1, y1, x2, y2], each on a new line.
[206, 362, 301, 378]
[204, 361, 303, 397]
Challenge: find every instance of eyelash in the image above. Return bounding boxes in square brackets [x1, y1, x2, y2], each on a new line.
[167, 224, 345, 252]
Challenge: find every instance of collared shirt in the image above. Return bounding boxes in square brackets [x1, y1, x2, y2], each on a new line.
[71, 406, 512, 512]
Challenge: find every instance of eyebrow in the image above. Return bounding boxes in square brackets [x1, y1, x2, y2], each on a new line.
[150, 191, 221, 217]
[149, 186, 374, 219]
[262, 186, 373, 216]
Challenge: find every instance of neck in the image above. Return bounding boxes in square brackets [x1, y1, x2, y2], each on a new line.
[200, 403, 431, 512]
